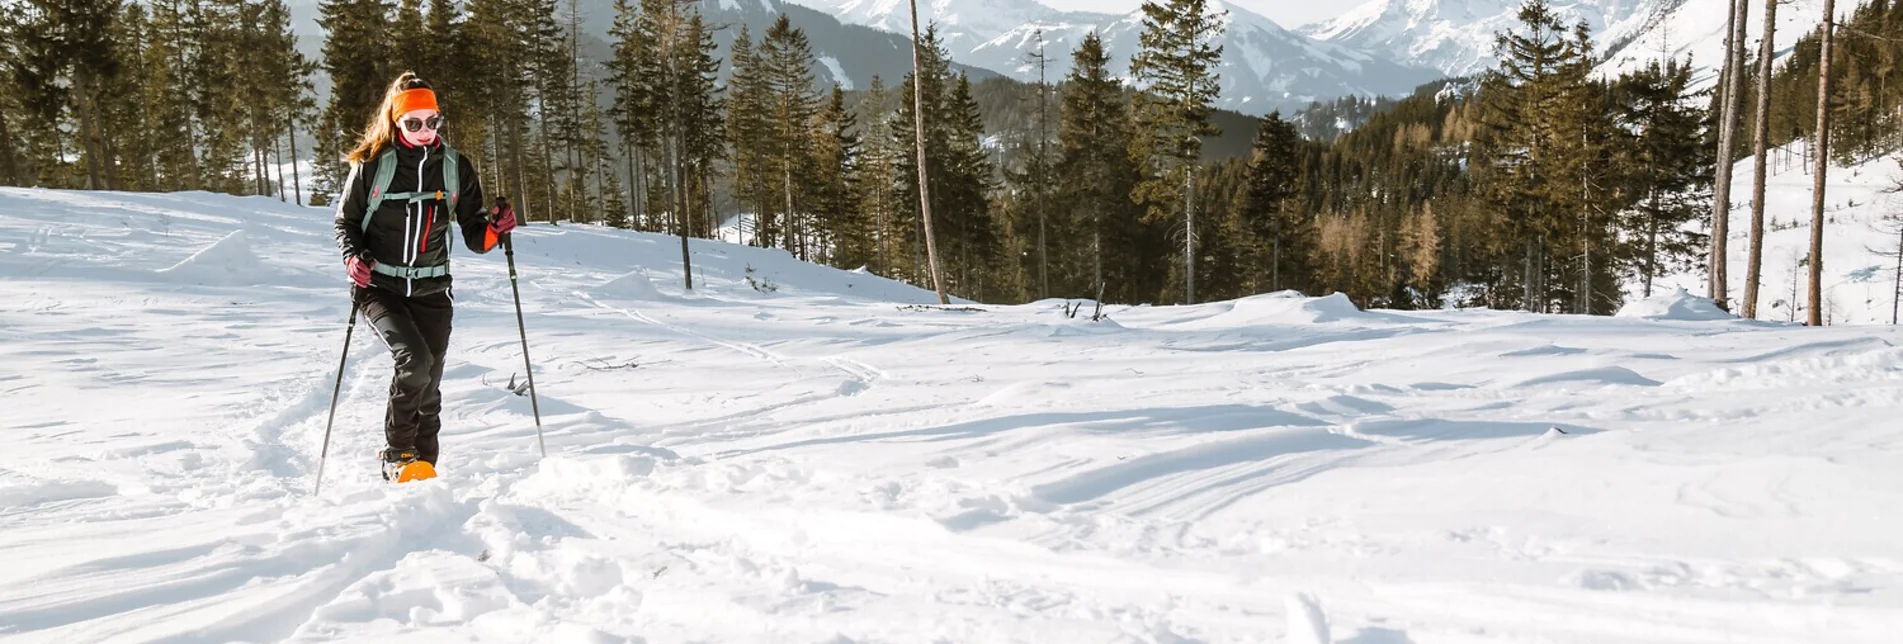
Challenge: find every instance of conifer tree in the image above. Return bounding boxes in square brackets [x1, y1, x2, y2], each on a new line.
[316, 0, 396, 194]
[761, 14, 819, 256]
[1129, 0, 1223, 304]
[855, 76, 902, 276]
[1239, 112, 1313, 294]
[724, 26, 772, 245]
[1617, 59, 1712, 298]
[810, 84, 865, 268]
[1054, 32, 1144, 302]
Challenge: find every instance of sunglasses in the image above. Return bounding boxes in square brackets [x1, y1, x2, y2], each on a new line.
[400, 115, 445, 132]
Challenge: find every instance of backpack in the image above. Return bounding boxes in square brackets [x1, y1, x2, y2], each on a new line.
[360, 142, 460, 234]
[358, 142, 460, 279]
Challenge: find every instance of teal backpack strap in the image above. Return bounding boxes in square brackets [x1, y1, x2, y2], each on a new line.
[440, 142, 460, 215]
[362, 149, 399, 234]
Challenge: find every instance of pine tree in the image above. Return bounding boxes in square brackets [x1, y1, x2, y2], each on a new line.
[1129, 0, 1223, 304]
[1616, 59, 1713, 298]
[854, 76, 902, 276]
[724, 25, 772, 245]
[316, 0, 396, 194]
[677, 10, 726, 239]
[607, 0, 649, 229]
[0, 8, 25, 186]
[11, 0, 126, 189]
[463, 0, 535, 219]
[1055, 31, 1145, 303]
[761, 14, 819, 257]
[1239, 112, 1313, 294]
[810, 84, 865, 268]
[1472, 0, 1602, 312]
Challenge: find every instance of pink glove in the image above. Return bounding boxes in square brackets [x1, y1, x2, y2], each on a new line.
[346, 255, 372, 288]
[489, 206, 517, 236]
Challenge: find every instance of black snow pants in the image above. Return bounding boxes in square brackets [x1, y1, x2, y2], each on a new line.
[357, 286, 453, 464]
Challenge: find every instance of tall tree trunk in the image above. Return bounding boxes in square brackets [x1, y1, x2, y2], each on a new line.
[591, 132, 604, 225]
[539, 115, 558, 223]
[1711, 0, 1747, 309]
[1093, 212, 1103, 300]
[0, 107, 16, 186]
[1184, 165, 1195, 305]
[289, 120, 304, 206]
[634, 143, 648, 230]
[623, 140, 637, 228]
[672, 133, 692, 290]
[783, 163, 798, 257]
[273, 128, 286, 201]
[1273, 228, 1282, 293]
[75, 75, 104, 190]
[909, 0, 948, 304]
[1893, 223, 1902, 325]
[1808, 0, 1836, 327]
[1743, 0, 1778, 319]
[510, 109, 532, 224]
[1647, 190, 1662, 297]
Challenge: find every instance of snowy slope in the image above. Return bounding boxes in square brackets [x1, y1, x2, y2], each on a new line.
[1307, 0, 1855, 85]
[3, 187, 1903, 642]
[1652, 149, 1903, 325]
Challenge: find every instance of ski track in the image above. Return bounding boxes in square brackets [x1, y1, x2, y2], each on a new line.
[3, 186, 1902, 642]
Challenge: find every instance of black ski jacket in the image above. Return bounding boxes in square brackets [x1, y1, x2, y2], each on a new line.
[333, 138, 494, 298]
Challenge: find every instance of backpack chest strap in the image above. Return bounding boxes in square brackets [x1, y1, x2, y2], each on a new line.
[371, 263, 450, 279]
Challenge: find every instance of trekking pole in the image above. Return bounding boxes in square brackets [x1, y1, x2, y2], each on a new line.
[496, 197, 546, 457]
[314, 288, 359, 495]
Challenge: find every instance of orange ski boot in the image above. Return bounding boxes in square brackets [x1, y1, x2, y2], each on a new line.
[380, 448, 437, 483]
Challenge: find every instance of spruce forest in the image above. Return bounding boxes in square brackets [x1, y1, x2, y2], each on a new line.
[4, 0, 1902, 316]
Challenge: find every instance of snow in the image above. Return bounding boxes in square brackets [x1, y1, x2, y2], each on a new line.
[1616, 288, 1740, 321]
[1310, 0, 1855, 90]
[816, 56, 854, 91]
[3, 185, 1903, 642]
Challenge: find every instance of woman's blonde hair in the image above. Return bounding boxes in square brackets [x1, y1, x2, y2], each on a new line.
[345, 72, 434, 164]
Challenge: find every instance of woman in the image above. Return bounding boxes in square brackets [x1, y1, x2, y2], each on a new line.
[333, 73, 517, 483]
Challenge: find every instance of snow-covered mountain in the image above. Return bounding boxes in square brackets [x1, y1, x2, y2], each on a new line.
[1304, 0, 1850, 85]
[794, 0, 1118, 60]
[789, 0, 1445, 112]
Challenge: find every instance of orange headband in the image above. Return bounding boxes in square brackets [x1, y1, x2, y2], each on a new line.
[390, 88, 439, 120]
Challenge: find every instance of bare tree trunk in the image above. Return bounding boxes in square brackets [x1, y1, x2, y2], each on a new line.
[289, 120, 304, 206]
[1744, 0, 1778, 319]
[783, 164, 795, 255]
[74, 75, 104, 190]
[1646, 190, 1661, 297]
[0, 107, 16, 186]
[539, 115, 558, 224]
[673, 133, 692, 290]
[1711, 0, 1747, 309]
[1093, 205, 1103, 299]
[272, 128, 286, 201]
[623, 140, 637, 228]
[510, 110, 533, 224]
[1893, 224, 1901, 325]
[1808, 0, 1837, 327]
[909, 0, 948, 304]
[1184, 165, 1195, 304]
[1524, 237, 1537, 312]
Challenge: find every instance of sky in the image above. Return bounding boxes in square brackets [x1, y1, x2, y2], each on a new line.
[1038, 0, 1356, 28]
